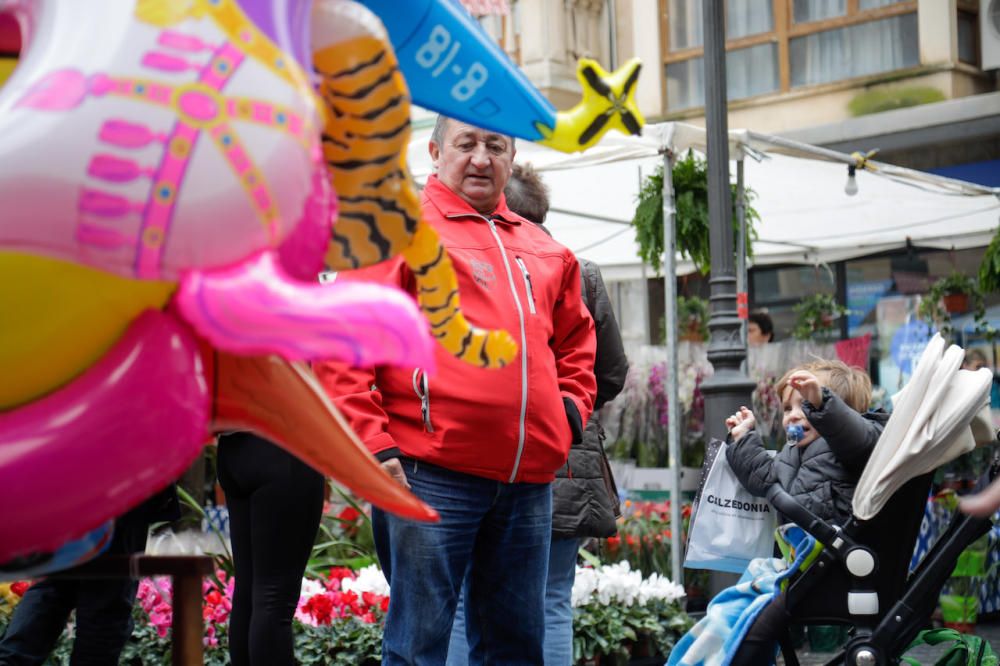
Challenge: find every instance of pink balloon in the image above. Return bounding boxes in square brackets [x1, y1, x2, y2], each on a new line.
[0, 310, 209, 562]
[177, 251, 436, 370]
[0, 1, 327, 281]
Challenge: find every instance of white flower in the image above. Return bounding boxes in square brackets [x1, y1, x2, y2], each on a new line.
[299, 577, 325, 599]
[572, 566, 600, 607]
[572, 561, 685, 608]
[341, 564, 390, 596]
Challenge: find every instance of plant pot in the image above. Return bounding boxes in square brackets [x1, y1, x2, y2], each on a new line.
[942, 293, 969, 314]
[943, 620, 977, 634]
[631, 634, 655, 658]
[939, 593, 979, 628]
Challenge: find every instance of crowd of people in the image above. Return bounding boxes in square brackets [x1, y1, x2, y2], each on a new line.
[2, 115, 997, 666]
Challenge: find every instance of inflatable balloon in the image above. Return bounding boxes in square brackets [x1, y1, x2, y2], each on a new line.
[0, 0, 438, 569]
[354, 0, 644, 152]
[0, 525, 114, 581]
[0, 0, 643, 572]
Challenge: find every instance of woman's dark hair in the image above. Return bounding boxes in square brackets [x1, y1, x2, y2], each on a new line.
[749, 310, 773, 340]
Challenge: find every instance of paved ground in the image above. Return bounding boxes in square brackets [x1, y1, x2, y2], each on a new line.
[782, 616, 1000, 665]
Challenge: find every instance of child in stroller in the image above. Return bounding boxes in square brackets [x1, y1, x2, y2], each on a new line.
[670, 335, 996, 666]
[725, 360, 889, 663]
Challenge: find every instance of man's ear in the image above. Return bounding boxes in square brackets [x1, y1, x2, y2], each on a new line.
[429, 141, 440, 169]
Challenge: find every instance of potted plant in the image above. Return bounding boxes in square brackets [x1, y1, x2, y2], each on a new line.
[659, 295, 709, 343]
[978, 224, 1000, 294]
[572, 559, 691, 665]
[791, 293, 849, 341]
[632, 151, 759, 275]
[917, 272, 991, 341]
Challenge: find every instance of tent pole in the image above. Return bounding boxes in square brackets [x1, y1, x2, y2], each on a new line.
[736, 158, 747, 348]
[661, 150, 683, 587]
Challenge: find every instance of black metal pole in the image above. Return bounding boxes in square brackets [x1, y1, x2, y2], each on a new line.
[699, 0, 754, 443]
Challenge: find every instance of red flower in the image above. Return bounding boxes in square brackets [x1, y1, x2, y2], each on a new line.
[303, 593, 336, 625]
[380, 596, 390, 613]
[362, 591, 383, 609]
[360, 611, 376, 623]
[328, 567, 355, 582]
[606, 536, 621, 550]
[10, 582, 29, 597]
[337, 506, 361, 523]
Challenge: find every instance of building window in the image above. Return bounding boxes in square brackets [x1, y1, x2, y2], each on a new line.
[662, 0, 918, 112]
[958, 10, 978, 65]
[789, 13, 919, 88]
[665, 42, 780, 111]
[727, 0, 774, 39]
[793, 0, 846, 24]
[668, 0, 704, 50]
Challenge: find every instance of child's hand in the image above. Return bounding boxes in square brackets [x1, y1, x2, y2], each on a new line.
[787, 371, 823, 406]
[726, 406, 756, 440]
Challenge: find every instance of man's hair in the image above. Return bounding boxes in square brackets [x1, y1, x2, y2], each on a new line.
[748, 310, 773, 339]
[430, 114, 515, 152]
[777, 359, 872, 413]
[504, 163, 549, 225]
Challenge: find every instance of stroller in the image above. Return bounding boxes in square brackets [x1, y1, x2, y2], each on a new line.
[707, 335, 996, 666]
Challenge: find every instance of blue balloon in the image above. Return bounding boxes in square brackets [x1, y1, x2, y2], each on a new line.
[357, 0, 556, 140]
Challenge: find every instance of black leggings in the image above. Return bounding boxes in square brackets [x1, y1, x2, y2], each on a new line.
[217, 433, 324, 666]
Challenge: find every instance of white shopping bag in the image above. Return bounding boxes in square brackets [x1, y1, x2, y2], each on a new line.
[684, 440, 776, 573]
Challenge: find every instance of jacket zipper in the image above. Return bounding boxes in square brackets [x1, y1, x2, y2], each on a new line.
[485, 217, 529, 483]
[514, 256, 537, 314]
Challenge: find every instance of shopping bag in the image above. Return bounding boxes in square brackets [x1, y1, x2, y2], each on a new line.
[684, 439, 776, 573]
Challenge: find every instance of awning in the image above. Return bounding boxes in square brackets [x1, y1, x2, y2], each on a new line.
[407, 121, 1000, 281]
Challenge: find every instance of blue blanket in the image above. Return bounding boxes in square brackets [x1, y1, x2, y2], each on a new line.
[667, 530, 816, 666]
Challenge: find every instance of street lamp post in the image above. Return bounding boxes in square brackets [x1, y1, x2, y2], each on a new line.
[699, 0, 754, 444]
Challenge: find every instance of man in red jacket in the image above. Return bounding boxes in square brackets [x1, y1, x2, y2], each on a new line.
[315, 115, 596, 664]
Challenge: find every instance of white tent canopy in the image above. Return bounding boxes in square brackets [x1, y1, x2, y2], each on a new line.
[407, 122, 1000, 281]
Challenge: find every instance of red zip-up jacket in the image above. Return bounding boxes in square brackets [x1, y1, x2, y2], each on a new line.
[315, 175, 596, 484]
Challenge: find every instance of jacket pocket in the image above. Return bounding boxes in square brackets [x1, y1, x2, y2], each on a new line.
[514, 256, 537, 315]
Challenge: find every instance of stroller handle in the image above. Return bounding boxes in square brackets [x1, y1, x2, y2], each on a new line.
[766, 485, 844, 550]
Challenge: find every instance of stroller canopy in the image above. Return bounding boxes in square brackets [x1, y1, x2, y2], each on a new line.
[853, 334, 993, 520]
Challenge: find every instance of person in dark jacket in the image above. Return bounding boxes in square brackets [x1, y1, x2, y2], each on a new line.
[448, 163, 628, 666]
[724, 359, 888, 664]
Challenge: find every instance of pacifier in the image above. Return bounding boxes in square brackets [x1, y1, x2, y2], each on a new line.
[786, 424, 805, 443]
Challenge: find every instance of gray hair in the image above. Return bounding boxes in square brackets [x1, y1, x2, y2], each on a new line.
[430, 114, 515, 152]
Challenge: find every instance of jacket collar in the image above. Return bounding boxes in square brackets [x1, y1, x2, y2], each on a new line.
[423, 175, 523, 226]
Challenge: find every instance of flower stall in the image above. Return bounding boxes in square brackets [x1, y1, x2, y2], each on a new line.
[0, 491, 693, 665]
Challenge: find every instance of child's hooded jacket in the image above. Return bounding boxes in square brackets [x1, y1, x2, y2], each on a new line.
[726, 387, 889, 526]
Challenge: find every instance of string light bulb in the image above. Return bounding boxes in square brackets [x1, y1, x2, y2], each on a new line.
[844, 164, 859, 196]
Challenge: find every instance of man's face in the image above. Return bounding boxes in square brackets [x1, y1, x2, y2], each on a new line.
[429, 120, 514, 214]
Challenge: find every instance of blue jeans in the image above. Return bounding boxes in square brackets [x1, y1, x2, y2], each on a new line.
[373, 458, 552, 665]
[448, 537, 580, 666]
[447, 539, 580, 666]
[543, 537, 581, 666]
[0, 507, 151, 665]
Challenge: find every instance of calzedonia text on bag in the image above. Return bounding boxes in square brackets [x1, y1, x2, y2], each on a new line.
[704, 494, 772, 514]
[684, 440, 777, 573]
